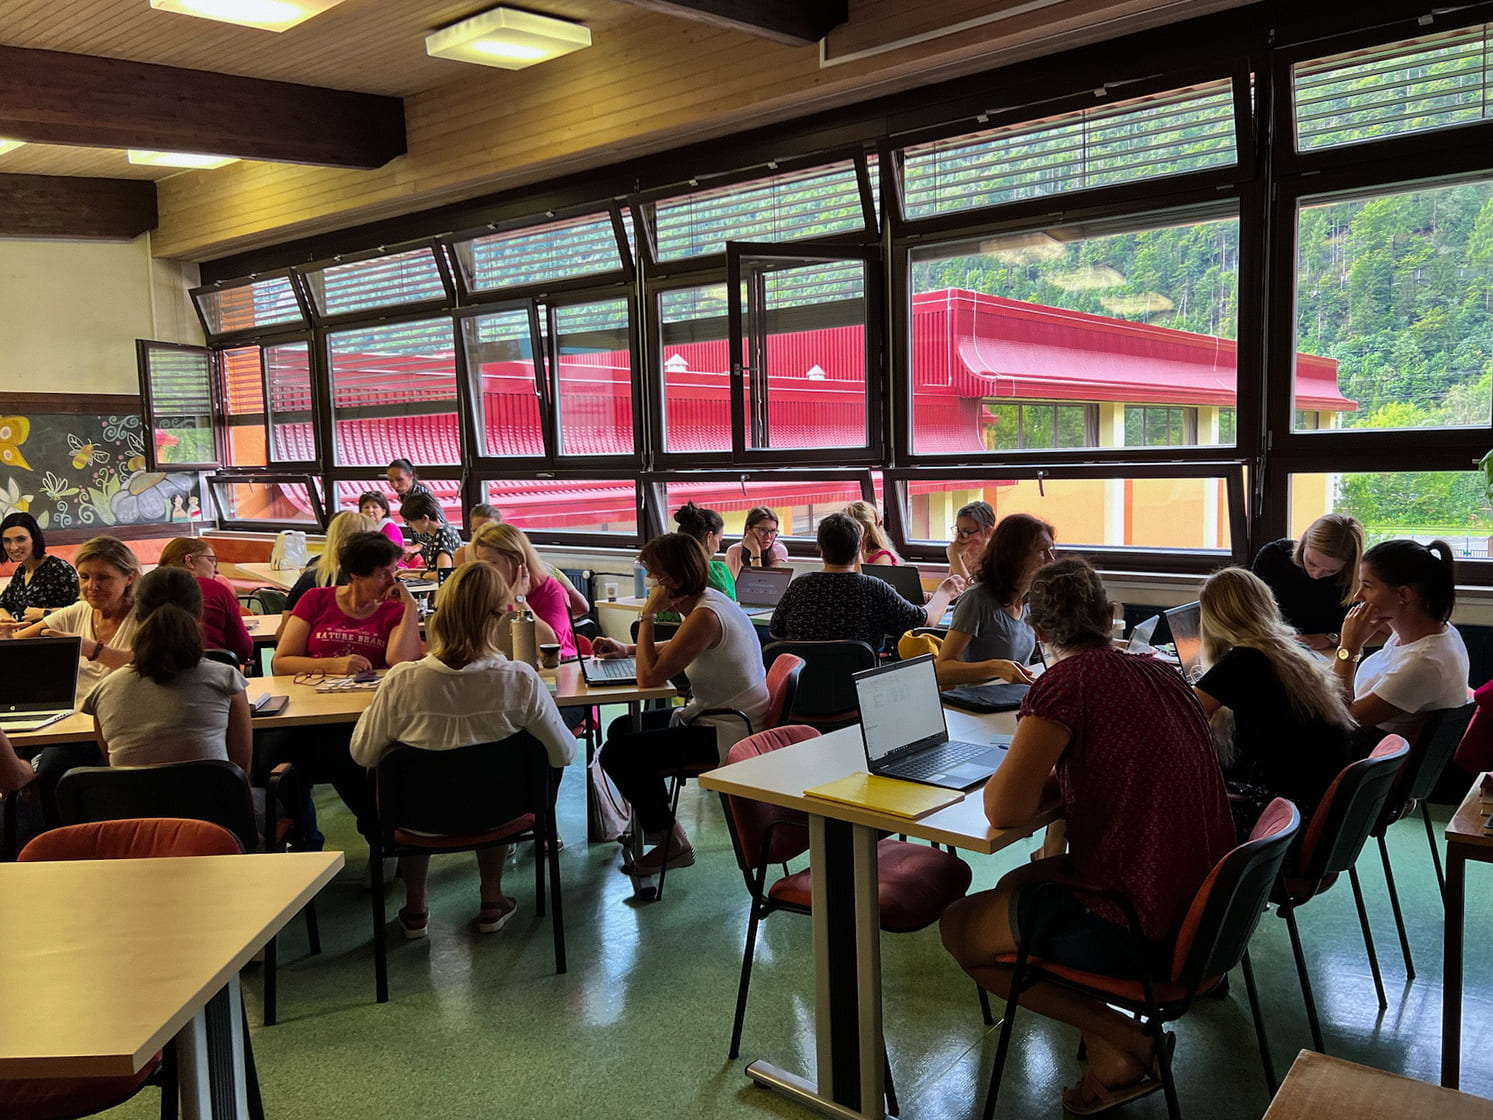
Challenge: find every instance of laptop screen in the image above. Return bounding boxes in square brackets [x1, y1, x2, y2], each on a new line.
[1164, 601, 1203, 681]
[735, 566, 792, 607]
[854, 655, 948, 764]
[863, 564, 925, 604]
[1127, 614, 1160, 652]
[0, 636, 81, 713]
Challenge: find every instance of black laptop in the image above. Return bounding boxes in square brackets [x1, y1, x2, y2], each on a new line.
[0, 635, 82, 732]
[863, 564, 926, 604]
[580, 655, 638, 686]
[853, 655, 1010, 791]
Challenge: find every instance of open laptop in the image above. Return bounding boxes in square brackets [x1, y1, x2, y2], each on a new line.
[580, 655, 638, 686]
[0, 635, 82, 732]
[1127, 614, 1161, 653]
[1163, 601, 1204, 683]
[853, 655, 1011, 791]
[863, 564, 926, 605]
[734, 566, 794, 619]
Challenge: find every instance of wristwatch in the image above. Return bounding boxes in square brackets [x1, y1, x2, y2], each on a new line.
[1335, 646, 1360, 663]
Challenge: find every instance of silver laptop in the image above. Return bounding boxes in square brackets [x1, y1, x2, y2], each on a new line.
[0, 636, 81, 732]
[1127, 614, 1161, 653]
[580, 656, 638, 686]
[853, 655, 1010, 791]
[863, 564, 926, 604]
[734, 566, 794, 619]
[1163, 601, 1204, 683]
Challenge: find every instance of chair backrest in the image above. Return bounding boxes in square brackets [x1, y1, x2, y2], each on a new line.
[56, 760, 259, 853]
[761, 654, 804, 729]
[1297, 735, 1410, 883]
[375, 733, 550, 843]
[1397, 702, 1473, 805]
[203, 648, 241, 667]
[720, 725, 820, 875]
[763, 640, 878, 728]
[1171, 797, 1300, 988]
[19, 817, 242, 861]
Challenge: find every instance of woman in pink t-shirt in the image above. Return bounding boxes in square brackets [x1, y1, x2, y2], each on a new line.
[940, 557, 1233, 1115]
[470, 522, 572, 659]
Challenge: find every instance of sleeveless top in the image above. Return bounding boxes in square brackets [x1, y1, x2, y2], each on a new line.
[675, 587, 770, 760]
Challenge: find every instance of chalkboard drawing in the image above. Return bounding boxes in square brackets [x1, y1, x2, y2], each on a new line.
[68, 435, 110, 471]
[188, 496, 201, 521]
[0, 477, 34, 518]
[0, 416, 32, 471]
[172, 494, 185, 520]
[109, 469, 193, 523]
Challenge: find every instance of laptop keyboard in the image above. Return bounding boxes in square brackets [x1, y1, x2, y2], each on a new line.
[587, 658, 636, 680]
[888, 739, 989, 779]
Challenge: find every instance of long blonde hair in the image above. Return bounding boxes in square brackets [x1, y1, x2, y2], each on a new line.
[1294, 514, 1364, 607]
[845, 500, 899, 563]
[471, 521, 550, 585]
[1200, 567, 1353, 728]
[428, 562, 511, 669]
[319, 511, 376, 588]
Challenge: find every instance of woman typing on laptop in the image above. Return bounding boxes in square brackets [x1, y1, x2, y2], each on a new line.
[940, 557, 1233, 1115]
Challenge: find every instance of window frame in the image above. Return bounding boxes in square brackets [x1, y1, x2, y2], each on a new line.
[189, 270, 310, 346]
[292, 238, 457, 329]
[442, 201, 635, 305]
[136, 339, 222, 472]
[203, 471, 326, 533]
[469, 469, 646, 550]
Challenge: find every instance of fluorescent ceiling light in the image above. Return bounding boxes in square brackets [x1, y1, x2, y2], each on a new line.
[0, 139, 23, 156]
[426, 7, 591, 71]
[148, 0, 346, 33]
[128, 149, 239, 169]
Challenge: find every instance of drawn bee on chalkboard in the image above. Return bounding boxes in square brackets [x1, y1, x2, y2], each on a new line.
[68, 435, 110, 471]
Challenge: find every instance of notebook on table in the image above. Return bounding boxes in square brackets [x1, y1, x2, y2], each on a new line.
[580, 656, 638, 686]
[0, 636, 81, 732]
[734, 567, 794, 619]
[853, 654, 1011, 791]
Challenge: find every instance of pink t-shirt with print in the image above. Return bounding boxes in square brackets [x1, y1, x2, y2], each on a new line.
[290, 585, 404, 669]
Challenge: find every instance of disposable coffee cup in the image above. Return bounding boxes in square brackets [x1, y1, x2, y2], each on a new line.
[604, 582, 618, 601]
[539, 643, 561, 670]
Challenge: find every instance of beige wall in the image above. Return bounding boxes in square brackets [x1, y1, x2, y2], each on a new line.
[0, 235, 201, 396]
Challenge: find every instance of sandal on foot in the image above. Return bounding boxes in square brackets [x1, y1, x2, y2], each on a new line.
[478, 898, 518, 934]
[1061, 1070, 1161, 1116]
[396, 907, 428, 941]
[630, 841, 695, 876]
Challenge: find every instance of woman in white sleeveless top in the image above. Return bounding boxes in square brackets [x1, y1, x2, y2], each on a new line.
[595, 533, 769, 876]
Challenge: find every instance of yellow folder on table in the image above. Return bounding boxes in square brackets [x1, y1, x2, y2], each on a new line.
[803, 772, 962, 820]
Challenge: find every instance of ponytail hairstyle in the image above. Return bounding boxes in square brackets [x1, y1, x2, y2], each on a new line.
[845, 500, 900, 563]
[131, 566, 204, 685]
[319, 511, 377, 588]
[159, 536, 210, 569]
[1362, 538, 1457, 622]
[1294, 513, 1365, 607]
[674, 501, 724, 542]
[1199, 567, 1353, 728]
[1027, 557, 1110, 651]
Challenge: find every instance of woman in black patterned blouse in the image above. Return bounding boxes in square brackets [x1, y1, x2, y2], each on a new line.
[0, 512, 79, 625]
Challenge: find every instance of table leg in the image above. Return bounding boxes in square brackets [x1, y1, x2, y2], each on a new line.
[744, 816, 884, 1120]
[177, 976, 248, 1120]
[1442, 846, 1465, 1089]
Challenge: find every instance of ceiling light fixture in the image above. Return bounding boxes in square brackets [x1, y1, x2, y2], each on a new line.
[148, 0, 346, 33]
[426, 7, 592, 71]
[0, 139, 23, 156]
[128, 150, 239, 169]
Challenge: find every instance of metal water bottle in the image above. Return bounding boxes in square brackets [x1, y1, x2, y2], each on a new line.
[510, 597, 537, 668]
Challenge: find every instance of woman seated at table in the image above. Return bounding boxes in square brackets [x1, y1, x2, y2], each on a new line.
[350, 562, 576, 938]
[15, 535, 143, 824]
[82, 566, 251, 775]
[0, 511, 78, 625]
[284, 511, 375, 612]
[673, 502, 735, 599]
[596, 533, 769, 875]
[845, 499, 901, 567]
[1335, 538, 1470, 745]
[471, 522, 570, 657]
[1252, 513, 1364, 653]
[158, 537, 253, 666]
[933, 513, 1051, 688]
[358, 490, 409, 558]
[940, 557, 1234, 1114]
[399, 492, 460, 575]
[1193, 567, 1353, 836]
[725, 506, 789, 578]
[947, 499, 996, 584]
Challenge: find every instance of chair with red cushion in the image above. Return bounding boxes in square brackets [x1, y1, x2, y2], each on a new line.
[717, 724, 974, 1113]
[4, 818, 246, 1120]
[981, 798, 1302, 1120]
[1271, 735, 1410, 1053]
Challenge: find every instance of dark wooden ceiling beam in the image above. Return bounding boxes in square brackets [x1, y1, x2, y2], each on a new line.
[610, 0, 847, 45]
[0, 174, 157, 239]
[0, 46, 406, 170]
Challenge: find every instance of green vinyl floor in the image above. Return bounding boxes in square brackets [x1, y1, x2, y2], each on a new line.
[98, 736, 1493, 1120]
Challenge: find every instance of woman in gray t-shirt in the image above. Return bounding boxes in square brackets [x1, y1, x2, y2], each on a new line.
[935, 513, 1054, 688]
[82, 566, 250, 774]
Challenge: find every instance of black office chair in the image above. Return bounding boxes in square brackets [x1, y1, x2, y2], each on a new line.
[367, 733, 565, 1003]
[55, 758, 320, 1027]
[762, 640, 878, 731]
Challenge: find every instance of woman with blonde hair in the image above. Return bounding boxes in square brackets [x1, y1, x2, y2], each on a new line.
[844, 499, 900, 566]
[159, 536, 253, 664]
[1193, 567, 1354, 833]
[1252, 513, 1365, 651]
[351, 561, 575, 937]
[283, 510, 376, 611]
[472, 521, 570, 657]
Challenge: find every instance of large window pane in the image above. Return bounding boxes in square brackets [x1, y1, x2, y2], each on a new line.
[481, 479, 637, 535]
[659, 285, 731, 454]
[554, 299, 635, 456]
[207, 476, 321, 526]
[302, 246, 448, 318]
[139, 342, 218, 468]
[901, 81, 1237, 220]
[1294, 180, 1493, 433]
[1290, 470, 1492, 555]
[218, 345, 266, 468]
[909, 214, 1250, 454]
[266, 342, 314, 464]
[663, 478, 869, 544]
[328, 319, 460, 469]
[464, 309, 544, 458]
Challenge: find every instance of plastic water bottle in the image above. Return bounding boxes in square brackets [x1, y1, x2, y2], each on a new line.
[632, 563, 647, 600]
[510, 597, 537, 667]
